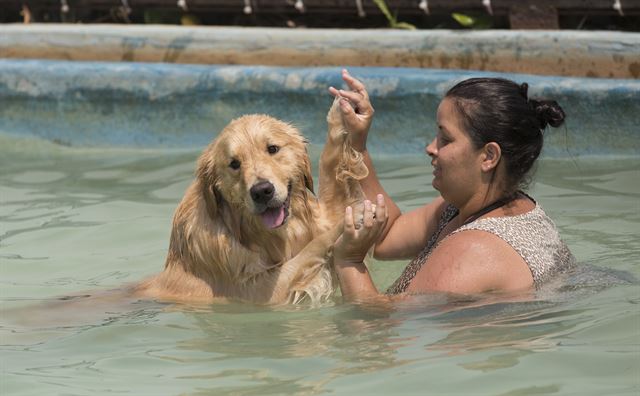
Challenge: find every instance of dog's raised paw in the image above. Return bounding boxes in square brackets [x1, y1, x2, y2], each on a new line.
[326, 97, 349, 144]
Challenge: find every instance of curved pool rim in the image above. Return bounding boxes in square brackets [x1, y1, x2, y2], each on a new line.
[0, 59, 638, 157]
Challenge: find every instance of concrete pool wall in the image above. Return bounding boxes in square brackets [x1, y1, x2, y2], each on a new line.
[0, 59, 638, 156]
[1, 26, 638, 155]
[1, 25, 639, 79]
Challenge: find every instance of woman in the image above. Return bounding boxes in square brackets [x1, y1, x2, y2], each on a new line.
[328, 70, 576, 303]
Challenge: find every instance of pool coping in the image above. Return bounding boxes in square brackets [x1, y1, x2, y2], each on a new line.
[1, 24, 639, 79]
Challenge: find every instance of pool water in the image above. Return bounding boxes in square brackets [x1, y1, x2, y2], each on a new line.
[1, 134, 639, 395]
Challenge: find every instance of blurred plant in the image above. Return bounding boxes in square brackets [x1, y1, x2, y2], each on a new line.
[372, 0, 416, 29]
[181, 14, 201, 25]
[143, 9, 200, 25]
[451, 12, 493, 29]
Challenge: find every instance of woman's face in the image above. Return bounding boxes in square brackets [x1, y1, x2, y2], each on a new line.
[426, 97, 484, 204]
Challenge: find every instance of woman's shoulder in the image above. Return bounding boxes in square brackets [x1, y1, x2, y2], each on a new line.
[445, 197, 574, 287]
[408, 229, 533, 293]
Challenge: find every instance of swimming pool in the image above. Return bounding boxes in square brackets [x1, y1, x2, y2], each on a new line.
[1, 60, 639, 395]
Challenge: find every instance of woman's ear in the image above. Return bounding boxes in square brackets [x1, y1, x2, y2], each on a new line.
[481, 142, 502, 172]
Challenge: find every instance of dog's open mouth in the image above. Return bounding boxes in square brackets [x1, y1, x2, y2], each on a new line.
[259, 183, 292, 229]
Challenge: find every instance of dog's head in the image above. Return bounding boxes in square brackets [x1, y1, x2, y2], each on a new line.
[196, 115, 314, 230]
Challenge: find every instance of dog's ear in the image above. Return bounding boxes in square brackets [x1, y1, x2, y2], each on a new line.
[302, 146, 315, 194]
[196, 149, 219, 218]
[202, 184, 219, 220]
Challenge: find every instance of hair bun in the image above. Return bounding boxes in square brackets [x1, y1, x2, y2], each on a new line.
[530, 99, 566, 128]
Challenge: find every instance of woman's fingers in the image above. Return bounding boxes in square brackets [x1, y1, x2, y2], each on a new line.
[330, 85, 371, 115]
[334, 89, 361, 102]
[335, 198, 385, 263]
[329, 86, 361, 118]
[331, 70, 373, 116]
[375, 194, 387, 225]
[342, 69, 369, 99]
[336, 90, 373, 115]
[329, 71, 374, 153]
[363, 200, 374, 228]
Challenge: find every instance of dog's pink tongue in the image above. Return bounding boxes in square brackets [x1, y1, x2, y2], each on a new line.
[261, 206, 285, 229]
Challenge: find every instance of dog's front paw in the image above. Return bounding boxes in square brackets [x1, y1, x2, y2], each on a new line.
[326, 96, 342, 126]
[326, 97, 348, 143]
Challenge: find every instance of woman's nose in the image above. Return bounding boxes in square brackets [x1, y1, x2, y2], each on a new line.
[425, 137, 437, 157]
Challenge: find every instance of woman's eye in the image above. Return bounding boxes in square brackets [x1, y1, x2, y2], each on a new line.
[267, 145, 279, 155]
[229, 159, 241, 170]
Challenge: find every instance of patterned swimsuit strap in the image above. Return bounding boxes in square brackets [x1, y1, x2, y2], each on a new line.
[461, 191, 523, 226]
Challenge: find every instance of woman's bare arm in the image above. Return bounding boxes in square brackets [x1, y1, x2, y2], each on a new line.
[329, 69, 446, 257]
[374, 197, 447, 260]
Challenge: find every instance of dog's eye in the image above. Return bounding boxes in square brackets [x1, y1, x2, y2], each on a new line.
[229, 159, 241, 170]
[267, 145, 279, 155]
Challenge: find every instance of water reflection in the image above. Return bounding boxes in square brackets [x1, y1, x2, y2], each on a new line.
[2, 265, 636, 396]
[179, 302, 402, 363]
[193, 261, 635, 390]
[159, 303, 402, 395]
[170, 287, 604, 394]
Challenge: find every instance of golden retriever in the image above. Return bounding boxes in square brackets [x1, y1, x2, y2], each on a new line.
[134, 99, 367, 304]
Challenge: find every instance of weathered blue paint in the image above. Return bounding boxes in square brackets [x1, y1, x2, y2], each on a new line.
[0, 59, 638, 156]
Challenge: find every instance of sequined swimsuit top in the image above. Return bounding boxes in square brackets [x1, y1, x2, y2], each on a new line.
[386, 200, 576, 294]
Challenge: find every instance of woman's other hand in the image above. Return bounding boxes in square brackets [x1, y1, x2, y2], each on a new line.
[328, 69, 375, 152]
[334, 194, 388, 266]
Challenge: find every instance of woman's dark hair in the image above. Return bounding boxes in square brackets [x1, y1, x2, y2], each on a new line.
[445, 77, 565, 193]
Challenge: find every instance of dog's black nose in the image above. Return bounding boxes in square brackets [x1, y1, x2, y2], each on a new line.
[250, 181, 275, 204]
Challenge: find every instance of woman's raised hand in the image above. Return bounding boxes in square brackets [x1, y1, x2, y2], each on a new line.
[328, 69, 375, 152]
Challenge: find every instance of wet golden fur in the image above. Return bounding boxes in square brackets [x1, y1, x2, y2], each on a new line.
[134, 99, 367, 304]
